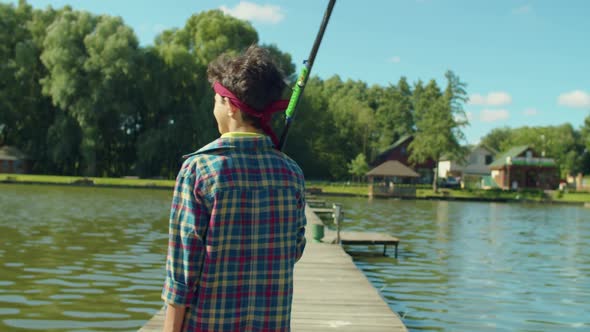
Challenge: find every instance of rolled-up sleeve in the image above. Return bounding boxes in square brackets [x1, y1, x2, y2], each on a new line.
[295, 190, 307, 262]
[161, 165, 208, 306]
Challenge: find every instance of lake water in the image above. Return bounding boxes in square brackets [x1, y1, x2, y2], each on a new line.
[326, 196, 590, 332]
[0, 184, 170, 331]
[0, 184, 589, 331]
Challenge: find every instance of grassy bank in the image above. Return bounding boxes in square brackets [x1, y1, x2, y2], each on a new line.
[0, 173, 175, 188]
[2, 174, 589, 205]
[551, 191, 590, 203]
[307, 181, 590, 204]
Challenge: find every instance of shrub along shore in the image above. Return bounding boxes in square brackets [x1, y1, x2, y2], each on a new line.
[1, 174, 589, 205]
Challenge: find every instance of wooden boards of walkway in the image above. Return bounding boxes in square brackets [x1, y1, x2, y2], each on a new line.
[138, 206, 407, 332]
[291, 208, 407, 331]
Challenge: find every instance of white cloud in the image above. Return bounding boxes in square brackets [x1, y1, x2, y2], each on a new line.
[468, 94, 485, 105]
[558, 90, 590, 109]
[512, 4, 532, 15]
[468, 92, 512, 106]
[389, 56, 401, 63]
[480, 109, 510, 122]
[523, 108, 538, 116]
[220, 2, 285, 24]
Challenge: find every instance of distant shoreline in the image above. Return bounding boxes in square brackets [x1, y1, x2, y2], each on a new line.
[0, 174, 174, 190]
[311, 190, 587, 206]
[0, 179, 173, 190]
[1, 174, 588, 206]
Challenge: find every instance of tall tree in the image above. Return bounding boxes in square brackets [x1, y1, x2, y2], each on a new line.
[0, 1, 58, 172]
[173, 9, 258, 65]
[41, 10, 139, 176]
[374, 77, 414, 152]
[409, 71, 468, 191]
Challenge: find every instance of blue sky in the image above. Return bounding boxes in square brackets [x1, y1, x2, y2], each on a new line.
[8, 0, 590, 144]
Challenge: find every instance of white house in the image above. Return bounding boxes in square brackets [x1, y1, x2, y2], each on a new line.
[438, 145, 496, 180]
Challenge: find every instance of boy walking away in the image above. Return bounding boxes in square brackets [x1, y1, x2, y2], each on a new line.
[162, 45, 307, 332]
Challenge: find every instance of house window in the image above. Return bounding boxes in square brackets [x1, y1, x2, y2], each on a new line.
[485, 155, 493, 165]
[526, 151, 532, 159]
[401, 146, 406, 155]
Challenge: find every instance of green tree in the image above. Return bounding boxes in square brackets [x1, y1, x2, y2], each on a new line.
[282, 76, 334, 179]
[172, 9, 258, 65]
[46, 111, 82, 174]
[481, 127, 513, 153]
[348, 153, 369, 183]
[374, 77, 414, 153]
[409, 71, 468, 191]
[580, 115, 590, 175]
[325, 79, 375, 178]
[0, 1, 58, 172]
[41, 10, 139, 176]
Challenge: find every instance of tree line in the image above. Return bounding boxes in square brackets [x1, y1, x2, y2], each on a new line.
[2, 1, 589, 181]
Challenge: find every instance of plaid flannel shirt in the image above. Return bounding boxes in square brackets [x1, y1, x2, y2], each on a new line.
[162, 134, 307, 331]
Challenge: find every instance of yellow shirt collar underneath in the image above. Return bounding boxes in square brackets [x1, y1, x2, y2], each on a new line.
[221, 132, 266, 138]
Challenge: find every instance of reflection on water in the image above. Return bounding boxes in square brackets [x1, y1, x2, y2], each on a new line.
[329, 197, 590, 332]
[0, 184, 170, 331]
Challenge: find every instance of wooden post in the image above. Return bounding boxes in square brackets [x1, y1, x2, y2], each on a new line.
[333, 203, 342, 244]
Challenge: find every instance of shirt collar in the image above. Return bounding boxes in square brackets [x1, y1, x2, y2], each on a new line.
[182, 135, 276, 159]
[220, 132, 265, 138]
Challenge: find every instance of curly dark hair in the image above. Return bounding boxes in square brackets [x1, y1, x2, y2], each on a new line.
[207, 45, 287, 128]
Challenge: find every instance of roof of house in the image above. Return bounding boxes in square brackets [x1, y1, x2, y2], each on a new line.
[0, 146, 28, 161]
[377, 134, 413, 156]
[489, 145, 530, 168]
[366, 160, 420, 177]
[439, 143, 497, 162]
[479, 143, 499, 156]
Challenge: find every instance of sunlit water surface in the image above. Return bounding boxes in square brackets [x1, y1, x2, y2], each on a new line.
[1, 185, 589, 331]
[328, 196, 590, 332]
[0, 184, 170, 331]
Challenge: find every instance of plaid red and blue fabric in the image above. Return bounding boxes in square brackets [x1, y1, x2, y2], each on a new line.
[162, 134, 307, 332]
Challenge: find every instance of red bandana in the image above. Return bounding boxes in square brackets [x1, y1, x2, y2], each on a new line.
[213, 82, 289, 147]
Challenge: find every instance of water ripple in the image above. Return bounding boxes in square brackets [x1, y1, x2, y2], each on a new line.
[325, 196, 590, 332]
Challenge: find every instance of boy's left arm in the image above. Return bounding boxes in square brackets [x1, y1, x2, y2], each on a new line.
[162, 165, 209, 329]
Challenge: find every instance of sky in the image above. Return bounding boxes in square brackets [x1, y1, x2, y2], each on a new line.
[7, 0, 590, 144]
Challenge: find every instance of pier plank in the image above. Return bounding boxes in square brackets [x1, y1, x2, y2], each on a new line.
[138, 206, 407, 332]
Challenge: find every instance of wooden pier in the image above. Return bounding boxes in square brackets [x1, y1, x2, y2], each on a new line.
[138, 206, 407, 331]
[311, 204, 400, 257]
[324, 229, 400, 257]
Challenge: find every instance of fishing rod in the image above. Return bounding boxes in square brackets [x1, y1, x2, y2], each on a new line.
[278, 0, 336, 151]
